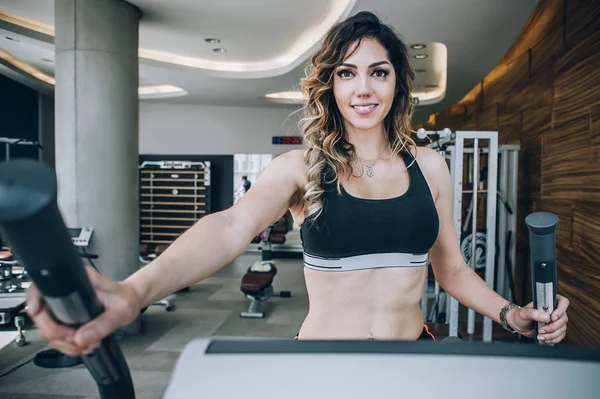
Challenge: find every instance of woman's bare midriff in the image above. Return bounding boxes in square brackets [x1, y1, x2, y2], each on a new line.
[297, 266, 427, 341]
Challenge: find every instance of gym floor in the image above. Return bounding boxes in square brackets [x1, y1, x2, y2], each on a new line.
[0, 237, 309, 399]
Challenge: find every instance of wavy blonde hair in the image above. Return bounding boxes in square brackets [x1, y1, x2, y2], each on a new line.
[299, 11, 418, 221]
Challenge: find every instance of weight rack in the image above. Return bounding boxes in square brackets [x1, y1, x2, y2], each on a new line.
[139, 161, 211, 248]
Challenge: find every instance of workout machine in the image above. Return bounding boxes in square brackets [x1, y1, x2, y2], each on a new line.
[0, 137, 43, 161]
[0, 160, 598, 399]
[240, 225, 291, 318]
[417, 129, 519, 342]
[0, 227, 95, 348]
[246, 211, 303, 258]
[139, 160, 211, 250]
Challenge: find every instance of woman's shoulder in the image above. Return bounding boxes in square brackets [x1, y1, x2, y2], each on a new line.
[272, 149, 309, 182]
[410, 145, 450, 197]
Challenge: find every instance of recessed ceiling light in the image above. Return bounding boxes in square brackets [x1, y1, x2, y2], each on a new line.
[5, 36, 19, 42]
[205, 38, 220, 44]
[411, 44, 426, 50]
[414, 54, 428, 59]
[213, 48, 227, 53]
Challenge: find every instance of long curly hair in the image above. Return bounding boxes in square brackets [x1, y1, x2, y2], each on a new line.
[299, 11, 417, 221]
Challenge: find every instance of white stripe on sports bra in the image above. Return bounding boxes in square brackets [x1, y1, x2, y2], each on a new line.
[303, 251, 428, 272]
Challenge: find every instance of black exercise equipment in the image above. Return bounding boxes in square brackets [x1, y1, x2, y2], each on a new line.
[0, 160, 135, 399]
[525, 212, 558, 346]
[240, 226, 291, 318]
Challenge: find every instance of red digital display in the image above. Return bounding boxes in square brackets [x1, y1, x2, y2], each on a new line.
[272, 136, 302, 145]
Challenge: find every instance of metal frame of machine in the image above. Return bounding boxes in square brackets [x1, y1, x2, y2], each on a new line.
[419, 129, 519, 342]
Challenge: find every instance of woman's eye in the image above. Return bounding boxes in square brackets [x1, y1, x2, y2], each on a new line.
[372, 69, 389, 78]
[337, 69, 354, 78]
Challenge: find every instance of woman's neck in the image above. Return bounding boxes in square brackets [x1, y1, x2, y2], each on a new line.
[345, 124, 390, 161]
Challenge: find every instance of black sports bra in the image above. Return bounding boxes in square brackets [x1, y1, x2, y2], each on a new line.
[300, 151, 439, 272]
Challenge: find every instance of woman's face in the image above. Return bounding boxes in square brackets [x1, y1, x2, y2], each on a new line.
[332, 37, 397, 134]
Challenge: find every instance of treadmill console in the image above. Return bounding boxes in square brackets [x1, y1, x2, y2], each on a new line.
[69, 227, 94, 247]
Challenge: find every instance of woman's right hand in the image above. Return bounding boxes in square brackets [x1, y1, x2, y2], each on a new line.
[25, 266, 143, 357]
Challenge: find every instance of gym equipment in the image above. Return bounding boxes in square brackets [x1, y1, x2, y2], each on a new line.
[247, 212, 303, 258]
[0, 248, 31, 347]
[1, 160, 599, 399]
[139, 160, 211, 248]
[0, 137, 43, 161]
[526, 212, 558, 346]
[419, 130, 520, 342]
[0, 160, 135, 398]
[240, 226, 291, 318]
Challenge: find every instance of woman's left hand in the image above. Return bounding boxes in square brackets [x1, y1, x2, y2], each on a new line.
[508, 295, 570, 344]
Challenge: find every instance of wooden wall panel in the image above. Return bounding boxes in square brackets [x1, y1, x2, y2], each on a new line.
[522, 106, 552, 137]
[504, 55, 531, 113]
[543, 114, 599, 201]
[482, 77, 508, 108]
[566, 0, 600, 44]
[553, 32, 600, 126]
[477, 104, 498, 131]
[591, 105, 600, 162]
[547, 199, 600, 346]
[530, 20, 562, 79]
[498, 112, 521, 144]
[416, 0, 600, 345]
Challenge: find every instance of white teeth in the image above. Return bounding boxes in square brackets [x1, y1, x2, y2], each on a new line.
[353, 105, 376, 111]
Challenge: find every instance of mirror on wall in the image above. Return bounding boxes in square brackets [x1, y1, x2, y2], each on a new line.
[233, 154, 273, 203]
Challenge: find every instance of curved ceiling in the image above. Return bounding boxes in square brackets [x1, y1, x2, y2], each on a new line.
[0, 0, 539, 115]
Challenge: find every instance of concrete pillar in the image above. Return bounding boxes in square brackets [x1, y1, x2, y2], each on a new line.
[54, 0, 142, 333]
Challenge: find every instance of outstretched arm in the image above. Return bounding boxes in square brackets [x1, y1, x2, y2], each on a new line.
[422, 148, 569, 344]
[125, 150, 305, 308]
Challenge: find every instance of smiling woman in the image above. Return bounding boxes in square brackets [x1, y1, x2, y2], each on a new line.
[23, 9, 570, 367]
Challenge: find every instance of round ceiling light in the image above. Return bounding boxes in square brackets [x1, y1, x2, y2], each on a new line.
[414, 54, 428, 59]
[213, 48, 227, 53]
[411, 44, 426, 50]
[205, 38, 220, 44]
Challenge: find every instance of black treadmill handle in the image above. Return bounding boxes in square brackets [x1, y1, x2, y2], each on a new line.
[525, 212, 559, 347]
[0, 159, 135, 399]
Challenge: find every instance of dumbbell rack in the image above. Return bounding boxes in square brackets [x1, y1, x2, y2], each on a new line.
[139, 161, 211, 248]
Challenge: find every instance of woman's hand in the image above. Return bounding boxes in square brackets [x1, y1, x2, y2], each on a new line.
[25, 266, 143, 356]
[508, 295, 570, 344]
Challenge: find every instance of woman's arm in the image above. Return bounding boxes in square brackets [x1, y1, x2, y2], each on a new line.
[423, 147, 511, 325]
[124, 150, 305, 308]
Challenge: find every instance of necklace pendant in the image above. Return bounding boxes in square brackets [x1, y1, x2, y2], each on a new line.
[365, 165, 375, 178]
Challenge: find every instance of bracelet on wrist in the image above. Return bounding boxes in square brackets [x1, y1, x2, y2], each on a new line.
[499, 302, 522, 333]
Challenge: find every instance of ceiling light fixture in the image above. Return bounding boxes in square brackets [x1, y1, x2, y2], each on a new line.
[411, 44, 426, 50]
[414, 54, 428, 59]
[205, 38, 220, 44]
[212, 48, 227, 53]
[0, 3, 356, 77]
[0, 50, 187, 99]
[258, 91, 307, 105]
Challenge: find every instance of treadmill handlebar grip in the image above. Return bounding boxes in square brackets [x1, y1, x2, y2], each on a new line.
[0, 160, 104, 322]
[525, 212, 558, 346]
[525, 212, 558, 284]
[0, 160, 135, 399]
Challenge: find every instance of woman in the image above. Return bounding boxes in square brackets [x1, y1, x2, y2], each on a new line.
[26, 11, 569, 354]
